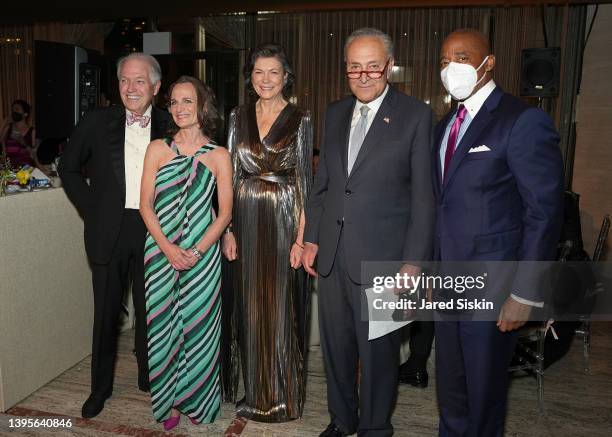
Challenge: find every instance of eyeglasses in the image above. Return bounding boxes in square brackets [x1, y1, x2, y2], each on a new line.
[345, 59, 391, 80]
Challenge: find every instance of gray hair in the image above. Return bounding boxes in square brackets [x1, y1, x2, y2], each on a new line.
[116, 53, 162, 84]
[344, 28, 394, 60]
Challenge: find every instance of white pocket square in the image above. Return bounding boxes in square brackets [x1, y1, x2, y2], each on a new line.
[468, 145, 491, 153]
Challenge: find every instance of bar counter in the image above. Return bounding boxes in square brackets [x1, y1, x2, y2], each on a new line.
[0, 188, 93, 411]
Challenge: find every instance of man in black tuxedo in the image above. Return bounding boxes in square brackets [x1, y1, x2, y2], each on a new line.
[59, 53, 171, 418]
[303, 28, 435, 437]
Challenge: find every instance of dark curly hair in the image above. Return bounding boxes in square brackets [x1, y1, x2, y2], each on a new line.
[244, 43, 295, 98]
[166, 76, 220, 139]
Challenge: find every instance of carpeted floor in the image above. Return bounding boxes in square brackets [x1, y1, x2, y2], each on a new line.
[1, 323, 611, 436]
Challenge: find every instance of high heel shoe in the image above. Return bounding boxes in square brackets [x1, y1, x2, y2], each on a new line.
[163, 415, 180, 431]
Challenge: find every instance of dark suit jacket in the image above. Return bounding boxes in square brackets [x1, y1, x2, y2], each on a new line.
[59, 104, 171, 264]
[432, 86, 564, 302]
[304, 86, 435, 283]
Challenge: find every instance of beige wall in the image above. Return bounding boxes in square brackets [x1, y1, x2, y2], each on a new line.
[0, 189, 93, 411]
[573, 4, 612, 261]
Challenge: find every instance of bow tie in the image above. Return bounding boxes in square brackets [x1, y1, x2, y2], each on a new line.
[126, 111, 151, 128]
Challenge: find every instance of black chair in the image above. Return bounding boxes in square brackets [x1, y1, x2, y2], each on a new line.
[509, 191, 609, 413]
[508, 323, 548, 413]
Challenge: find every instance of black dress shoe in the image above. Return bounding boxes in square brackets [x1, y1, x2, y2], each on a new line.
[398, 369, 428, 388]
[81, 393, 109, 418]
[320, 422, 348, 437]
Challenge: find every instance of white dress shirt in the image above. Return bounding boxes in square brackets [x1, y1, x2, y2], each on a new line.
[124, 106, 152, 209]
[439, 79, 497, 175]
[348, 84, 390, 163]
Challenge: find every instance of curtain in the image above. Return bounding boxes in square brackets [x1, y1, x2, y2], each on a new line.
[204, 6, 580, 147]
[1, 8, 585, 151]
[250, 7, 557, 144]
[548, 5, 587, 188]
[0, 25, 34, 124]
[33, 22, 109, 53]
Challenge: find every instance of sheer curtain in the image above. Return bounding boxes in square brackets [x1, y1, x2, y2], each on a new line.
[203, 5, 579, 145]
[33, 22, 109, 53]
[0, 25, 34, 124]
[1, 7, 584, 150]
[251, 7, 555, 143]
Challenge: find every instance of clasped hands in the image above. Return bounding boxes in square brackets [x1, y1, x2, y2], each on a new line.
[163, 243, 198, 271]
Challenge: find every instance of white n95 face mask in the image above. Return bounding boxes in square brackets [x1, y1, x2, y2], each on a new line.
[440, 56, 489, 101]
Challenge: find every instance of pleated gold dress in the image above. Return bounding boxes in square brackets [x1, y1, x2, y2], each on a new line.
[227, 103, 312, 422]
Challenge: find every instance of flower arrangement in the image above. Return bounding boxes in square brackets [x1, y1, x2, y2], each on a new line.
[0, 148, 15, 196]
[15, 166, 33, 185]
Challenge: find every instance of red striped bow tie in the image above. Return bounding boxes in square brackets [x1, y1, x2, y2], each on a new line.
[126, 112, 151, 128]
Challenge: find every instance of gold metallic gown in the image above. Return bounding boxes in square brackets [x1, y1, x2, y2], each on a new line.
[227, 103, 313, 422]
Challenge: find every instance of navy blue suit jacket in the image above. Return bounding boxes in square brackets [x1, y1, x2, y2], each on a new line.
[433, 86, 564, 302]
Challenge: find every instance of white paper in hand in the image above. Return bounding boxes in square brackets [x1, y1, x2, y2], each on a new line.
[365, 287, 412, 340]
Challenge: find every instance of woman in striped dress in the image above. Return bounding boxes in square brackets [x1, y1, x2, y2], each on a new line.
[139, 76, 232, 431]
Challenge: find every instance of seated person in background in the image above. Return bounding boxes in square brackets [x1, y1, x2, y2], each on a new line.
[34, 138, 64, 186]
[1, 100, 35, 168]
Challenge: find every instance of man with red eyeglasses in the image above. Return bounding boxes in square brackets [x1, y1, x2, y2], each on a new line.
[303, 28, 435, 437]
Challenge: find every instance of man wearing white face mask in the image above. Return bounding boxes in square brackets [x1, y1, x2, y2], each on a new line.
[432, 29, 564, 436]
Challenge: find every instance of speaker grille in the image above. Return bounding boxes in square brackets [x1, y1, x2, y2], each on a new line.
[520, 47, 560, 97]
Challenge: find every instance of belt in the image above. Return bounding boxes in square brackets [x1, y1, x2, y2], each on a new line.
[248, 172, 294, 184]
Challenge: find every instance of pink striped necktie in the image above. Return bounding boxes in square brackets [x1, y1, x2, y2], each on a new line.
[443, 104, 468, 181]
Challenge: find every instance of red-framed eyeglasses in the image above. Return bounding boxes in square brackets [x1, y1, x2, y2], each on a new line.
[345, 59, 391, 80]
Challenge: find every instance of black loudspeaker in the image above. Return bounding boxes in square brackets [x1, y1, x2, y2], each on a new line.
[520, 47, 561, 97]
[35, 40, 88, 140]
[79, 63, 100, 118]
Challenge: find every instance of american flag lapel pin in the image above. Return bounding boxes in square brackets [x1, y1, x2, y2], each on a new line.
[383, 117, 390, 124]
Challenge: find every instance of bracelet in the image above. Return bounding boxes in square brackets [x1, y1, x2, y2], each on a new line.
[224, 224, 233, 234]
[191, 246, 202, 259]
[294, 242, 304, 249]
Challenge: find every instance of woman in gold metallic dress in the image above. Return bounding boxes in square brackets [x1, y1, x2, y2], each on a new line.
[222, 43, 313, 422]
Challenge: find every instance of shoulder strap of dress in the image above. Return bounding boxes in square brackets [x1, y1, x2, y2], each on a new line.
[163, 137, 179, 153]
[195, 142, 217, 156]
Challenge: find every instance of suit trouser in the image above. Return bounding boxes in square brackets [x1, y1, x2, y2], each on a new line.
[435, 316, 518, 437]
[318, 234, 400, 437]
[401, 321, 435, 370]
[89, 209, 148, 397]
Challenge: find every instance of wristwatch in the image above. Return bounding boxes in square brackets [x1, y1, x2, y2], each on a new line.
[191, 246, 202, 259]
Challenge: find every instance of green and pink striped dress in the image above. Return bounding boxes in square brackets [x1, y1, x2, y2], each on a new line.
[144, 139, 221, 423]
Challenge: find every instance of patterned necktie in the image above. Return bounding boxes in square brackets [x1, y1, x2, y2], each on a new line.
[126, 111, 151, 128]
[443, 104, 468, 181]
[348, 105, 370, 174]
